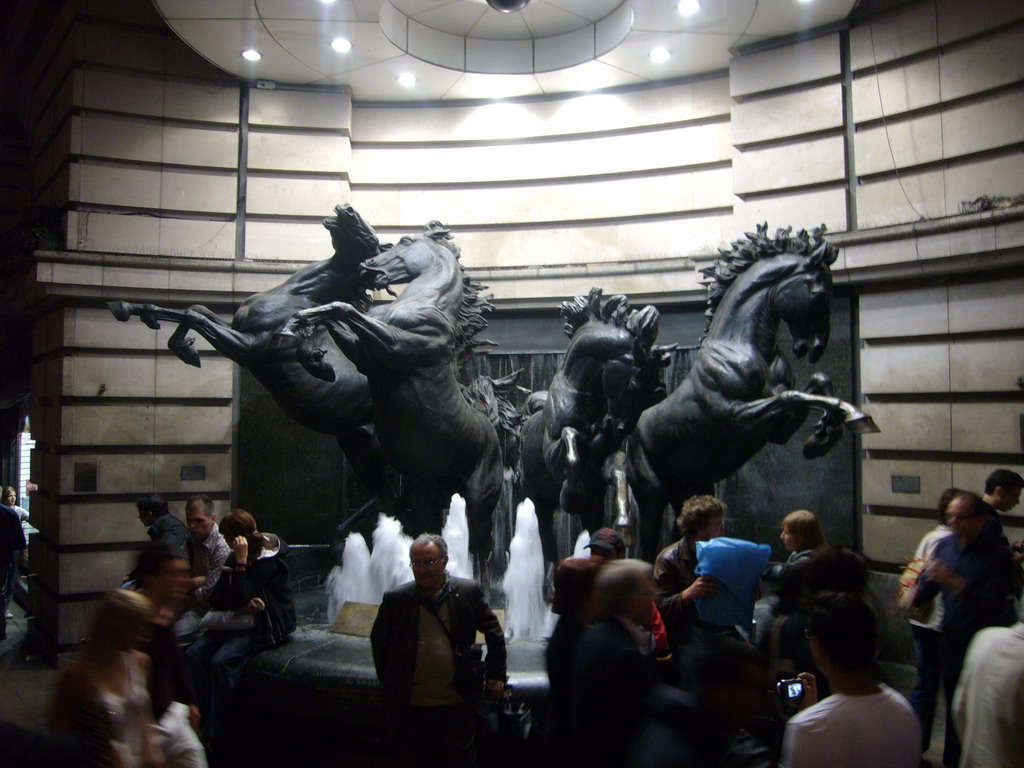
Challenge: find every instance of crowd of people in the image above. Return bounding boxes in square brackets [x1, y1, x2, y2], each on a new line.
[2, 467, 1022, 768]
[366, 467, 1022, 768]
[1, 494, 296, 768]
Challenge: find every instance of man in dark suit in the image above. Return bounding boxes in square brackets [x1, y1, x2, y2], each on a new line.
[370, 533, 506, 768]
[569, 558, 658, 768]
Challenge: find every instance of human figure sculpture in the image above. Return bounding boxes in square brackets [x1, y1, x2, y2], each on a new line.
[281, 221, 503, 587]
[627, 224, 878, 558]
[519, 288, 670, 565]
[107, 205, 397, 532]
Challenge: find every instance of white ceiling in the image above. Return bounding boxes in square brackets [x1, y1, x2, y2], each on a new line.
[153, 0, 858, 101]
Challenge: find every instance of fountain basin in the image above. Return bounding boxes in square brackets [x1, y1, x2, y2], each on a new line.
[229, 627, 550, 767]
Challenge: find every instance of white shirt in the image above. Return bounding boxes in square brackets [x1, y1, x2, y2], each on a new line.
[909, 524, 950, 630]
[781, 685, 920, 768]
[953, 622, 1024, 768]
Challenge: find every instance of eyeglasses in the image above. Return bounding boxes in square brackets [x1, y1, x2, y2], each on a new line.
[410, 559, 441, 569]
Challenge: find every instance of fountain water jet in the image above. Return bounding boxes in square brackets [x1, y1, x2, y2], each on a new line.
[327, 497, 493, 620]
[442, 494, 472, 579]
[326, 532, 373, 620]
[571, 529, 591, 559]
[503, 499, 552, 639]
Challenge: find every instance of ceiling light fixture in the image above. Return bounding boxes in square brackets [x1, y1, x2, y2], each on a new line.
[649, 47, 671, 63]
[677, 0, 701, 15]
[486, 0, 531, 12]
[331, 37, 352, 53]
[242, 49, 261, 61]
[397, 72, 418, 87]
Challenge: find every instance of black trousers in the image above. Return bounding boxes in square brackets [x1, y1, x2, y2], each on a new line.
[395, 703, 477, 768]
[939, 633, 971, 768]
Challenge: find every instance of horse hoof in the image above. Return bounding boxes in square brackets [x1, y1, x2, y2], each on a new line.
[803, 429, 841, 459]
[170, 341, 201, 368]
[107, 301, 131, 322]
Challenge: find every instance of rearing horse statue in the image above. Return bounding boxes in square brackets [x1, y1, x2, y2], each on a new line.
[106, 205, 397, 524]
[520, 288, 671, 566]
[627, 224, 878, 558]
[282, 221, 503, 586]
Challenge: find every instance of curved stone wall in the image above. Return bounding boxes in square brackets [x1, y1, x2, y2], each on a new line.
[9, 0, 1024, 649]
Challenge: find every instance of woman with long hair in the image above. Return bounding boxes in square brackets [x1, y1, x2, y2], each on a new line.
[51, 589, 164, 768]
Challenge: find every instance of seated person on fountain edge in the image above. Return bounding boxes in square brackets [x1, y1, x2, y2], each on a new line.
[762, 509, 827, 617]
[175, 494, 230, 640]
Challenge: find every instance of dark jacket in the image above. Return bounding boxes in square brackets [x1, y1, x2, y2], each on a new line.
[148, 513, 188, 558]
[370, 576, 506, 711]
[913, 529, 1013, 644]
[545, 614, 587, 768]
[209, 534, 296, 651]
[763, 549, 814, 616]
[1, 504, 26, 563]
[570, 617, 658, 768]
[653, 538, 699, 648]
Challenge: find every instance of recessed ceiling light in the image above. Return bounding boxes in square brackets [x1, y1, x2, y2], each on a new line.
[242, 49, 261, 61]
[649, 47, 671, 64]
[320, 0, 336, 4]
[397, 72, 417, 87]
[677, 0, 701, 15]
[331, 37, 352, 53]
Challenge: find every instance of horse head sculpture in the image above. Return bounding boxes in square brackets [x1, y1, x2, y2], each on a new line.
[700, 224, 836, 365]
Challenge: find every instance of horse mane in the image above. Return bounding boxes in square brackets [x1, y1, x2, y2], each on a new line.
[560, 287, 662, 359]
[700, 222, 836, 332]
[423, 221, 495, 354]
[560, 287, 632, 338]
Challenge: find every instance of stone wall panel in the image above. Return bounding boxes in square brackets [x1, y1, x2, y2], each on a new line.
[860, 402, 952, 451]
[731, 83, 843, 145]
[859, 286, 949, 338]
[860, 342, 950, 394]
[862, 458, 952, 509]
[730, 34, 840, 96]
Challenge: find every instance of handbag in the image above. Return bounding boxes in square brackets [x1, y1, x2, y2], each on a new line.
[430, 607, 489, 714]
[897, 556, 933, 621]
[198, 608, 255, 632]
[252, 585, 294, 651]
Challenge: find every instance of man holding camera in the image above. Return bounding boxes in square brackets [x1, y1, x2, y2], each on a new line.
[781, 592, 919, 768]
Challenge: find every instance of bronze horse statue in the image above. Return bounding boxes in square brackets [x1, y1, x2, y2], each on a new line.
[520, 288, 671, 565]
[282, 221, 503, 585]
[106, 205, 397, 526]
[627, 224, 878, 558]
